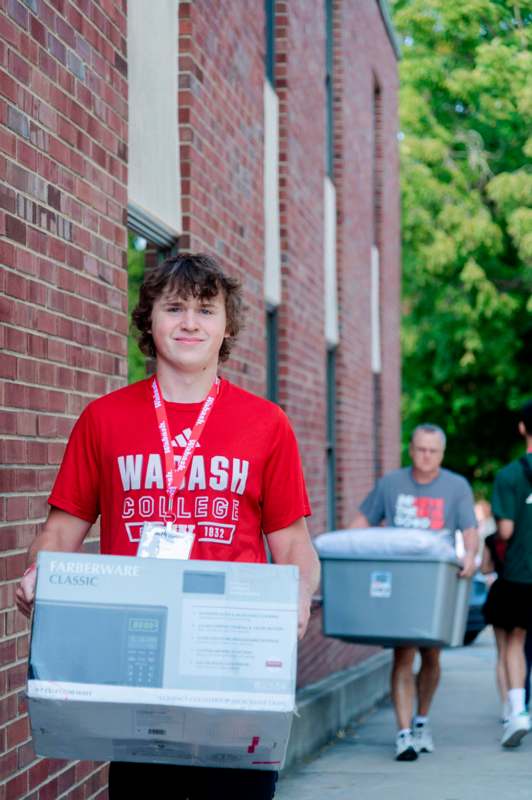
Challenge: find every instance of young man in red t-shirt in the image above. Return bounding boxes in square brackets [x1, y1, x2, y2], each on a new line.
[17, 253, 320, 799]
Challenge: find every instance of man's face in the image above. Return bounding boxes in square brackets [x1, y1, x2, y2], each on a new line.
[409, 431, 444, 476]
[150, 290, 228, 374]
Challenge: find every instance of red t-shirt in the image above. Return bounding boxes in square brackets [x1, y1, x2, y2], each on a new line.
[48, 378, 311, 562]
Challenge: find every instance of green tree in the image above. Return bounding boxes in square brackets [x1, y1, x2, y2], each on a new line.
[128, 234, 147, 384]
[392, 0, 532, 494]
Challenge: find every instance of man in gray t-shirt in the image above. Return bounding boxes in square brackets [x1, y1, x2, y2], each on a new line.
[351, 424, 478, 762]
[360, 465, 477, 535]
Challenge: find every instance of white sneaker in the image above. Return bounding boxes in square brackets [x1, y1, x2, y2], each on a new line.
[413, 722, 434, 753]
[395, 730, 418, 761]
[501, 712, 530, 748]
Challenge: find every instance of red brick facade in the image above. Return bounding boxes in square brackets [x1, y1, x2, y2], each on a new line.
[334, 0, 401, 521]
[276, 0, 328, 527]
[273, 0, 401, 688]
[177, 0, 266, 394]
[1, 0, 399, 795]
[1, 0, 128, 795]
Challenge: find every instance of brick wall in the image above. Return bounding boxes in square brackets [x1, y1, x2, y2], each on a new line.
[275, 0, 401, 688]
[335, 0, 401, 520]
[1, 0, 127, 796]
[178, 0, 267, 396]
[0, 0, 400, 792]
[276, 0, 328, 536]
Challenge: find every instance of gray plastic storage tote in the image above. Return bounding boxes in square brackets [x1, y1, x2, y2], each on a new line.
[315, 529, 470, 648]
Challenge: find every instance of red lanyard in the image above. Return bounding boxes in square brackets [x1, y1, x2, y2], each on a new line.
[151, 376, 219, 514]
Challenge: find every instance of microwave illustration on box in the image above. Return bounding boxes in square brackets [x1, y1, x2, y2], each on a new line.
[29, 602, 168, 688]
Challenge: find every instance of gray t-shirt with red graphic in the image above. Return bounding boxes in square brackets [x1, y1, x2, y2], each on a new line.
[359, 467, 477, 534]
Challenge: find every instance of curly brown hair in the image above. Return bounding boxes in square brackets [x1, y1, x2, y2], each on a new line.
[132, 253, 243, 363]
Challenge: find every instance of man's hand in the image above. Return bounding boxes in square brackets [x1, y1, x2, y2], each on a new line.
[16, 564, 37, 618]
[298, 588, 312, 640]
[459, 551, 477, 578]
[460, 526, 479, 578]
[349, 511, 370, 529]
[15, 508, 91, 618]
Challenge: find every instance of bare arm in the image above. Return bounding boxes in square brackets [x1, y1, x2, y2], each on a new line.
[497, 519, 514, 541]
[480, 544, 495, 575]
[349, 511, 370, 529]
[267, 517, 321, 640]
[460, 526, 480, 578]
[16, 508, 92, 617]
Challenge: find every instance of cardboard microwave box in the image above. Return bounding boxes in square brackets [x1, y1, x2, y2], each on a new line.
[27, 552, 299, 770]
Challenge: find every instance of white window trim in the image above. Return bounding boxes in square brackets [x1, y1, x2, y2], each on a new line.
[371, 244, 382, 374]
[264, 80, 281, 307]
[324, 176, 339, 346]
[128, 0, 182, 242]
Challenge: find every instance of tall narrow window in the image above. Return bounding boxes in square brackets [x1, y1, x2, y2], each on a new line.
[324, 0, 338, 528]
[128, 0, 181, 245]
[265, 0, 276, 87]
[326, 347, 337, 531]
[266, 306, 279, 404]
[264, 0, 281, 400]
[128, 233, 147, 384]
[127, 2, 180, 386]
[372, 82, 383, 479]
[325, 0, 334, 178]
[128, 235, 174, 383]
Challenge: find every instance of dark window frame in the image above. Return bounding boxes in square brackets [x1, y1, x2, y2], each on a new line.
[325, 0, 334, 178]
[266, 304, 279, 404]
[372, 79, 383, 480]
[326, 346, 337, 530]
[265, 0, 276, 86]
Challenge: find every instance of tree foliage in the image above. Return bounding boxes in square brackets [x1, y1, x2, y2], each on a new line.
[392, 0, 532, 494]
[127, 234, 147, 384]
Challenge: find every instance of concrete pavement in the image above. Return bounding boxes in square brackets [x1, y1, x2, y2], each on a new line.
[277, 630, 532, 800]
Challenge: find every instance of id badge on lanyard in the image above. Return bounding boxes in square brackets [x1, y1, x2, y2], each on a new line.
[137, 522, 195, 560]
[137, 376, 219, 560]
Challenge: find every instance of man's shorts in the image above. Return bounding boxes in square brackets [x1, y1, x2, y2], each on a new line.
[483, 578, 532, 632]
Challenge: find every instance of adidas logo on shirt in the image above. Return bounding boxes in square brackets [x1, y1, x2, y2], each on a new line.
[172, 428, 201, 450]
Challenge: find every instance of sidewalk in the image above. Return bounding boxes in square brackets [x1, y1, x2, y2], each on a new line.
[277, 630, 532, 800]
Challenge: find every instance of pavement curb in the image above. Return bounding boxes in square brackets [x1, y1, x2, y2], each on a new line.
[283, 650, 392, 771]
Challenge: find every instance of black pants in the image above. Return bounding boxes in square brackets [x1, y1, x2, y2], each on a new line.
[108, 761, 278, 799]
